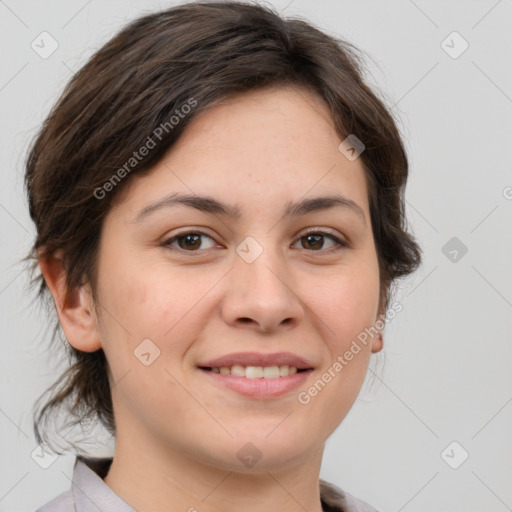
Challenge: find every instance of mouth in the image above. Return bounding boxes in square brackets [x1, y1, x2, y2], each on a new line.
[198, 365, 310, 379]
[196, 352, 315, 399]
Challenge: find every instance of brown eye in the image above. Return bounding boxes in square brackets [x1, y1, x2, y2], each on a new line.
[294, 231, 348, 252]
[163, 232, 216, 251]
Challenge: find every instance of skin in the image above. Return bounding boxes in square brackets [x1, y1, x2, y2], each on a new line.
[41, 85, 384, 512]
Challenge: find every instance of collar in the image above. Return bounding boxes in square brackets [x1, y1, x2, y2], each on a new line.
[72, 456, 134, 511]
[71, 456, 377, 512]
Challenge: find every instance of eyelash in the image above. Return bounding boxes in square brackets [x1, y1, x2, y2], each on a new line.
[161, 228, 349, 254]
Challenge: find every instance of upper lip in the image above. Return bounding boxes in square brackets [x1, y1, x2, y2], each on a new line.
[198, 352, 315, 369]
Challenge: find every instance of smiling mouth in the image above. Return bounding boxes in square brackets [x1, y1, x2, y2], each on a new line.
[198, 365, 311, 379]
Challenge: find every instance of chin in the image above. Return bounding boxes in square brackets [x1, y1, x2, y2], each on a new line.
[205, 433, 317, 473]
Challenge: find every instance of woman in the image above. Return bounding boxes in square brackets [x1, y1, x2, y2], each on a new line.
[27, 2, 421, 511]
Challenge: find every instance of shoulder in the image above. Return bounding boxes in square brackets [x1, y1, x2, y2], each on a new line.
[34, 489, 74, 512]
[320, 479, 381, 512]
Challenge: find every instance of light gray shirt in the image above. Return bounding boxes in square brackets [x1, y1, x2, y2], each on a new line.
[35, 456, 380, 512]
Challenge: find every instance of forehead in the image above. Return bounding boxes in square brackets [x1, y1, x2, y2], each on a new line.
[175, 85, 338, 157]
[111, 85, 370, 220]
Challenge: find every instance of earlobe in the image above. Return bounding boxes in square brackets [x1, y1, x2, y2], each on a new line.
[371, 332, 383, 353]
[38, 251, 102, 353]
[371, 296, 386, 353]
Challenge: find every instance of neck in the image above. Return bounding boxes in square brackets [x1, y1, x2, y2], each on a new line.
[103, 425, 325, 512]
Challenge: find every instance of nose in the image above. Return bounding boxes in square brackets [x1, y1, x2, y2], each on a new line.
[220, 241, 305, 333]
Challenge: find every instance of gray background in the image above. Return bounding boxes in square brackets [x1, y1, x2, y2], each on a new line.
[1, 1, 511, 511]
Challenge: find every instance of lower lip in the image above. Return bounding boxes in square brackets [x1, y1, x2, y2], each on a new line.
[198, 368, 313, 399]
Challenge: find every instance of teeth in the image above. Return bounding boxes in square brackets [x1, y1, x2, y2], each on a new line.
[212, 365, 300, 378]
[231, 364, 246, 377]
[246, 366, 264, 379]
[263, 366, 280, 379]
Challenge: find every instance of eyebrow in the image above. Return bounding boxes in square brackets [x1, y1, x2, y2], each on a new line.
[131, 192, 366, 225]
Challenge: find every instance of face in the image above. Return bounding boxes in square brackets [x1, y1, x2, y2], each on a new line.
[91, 86, 382, 471]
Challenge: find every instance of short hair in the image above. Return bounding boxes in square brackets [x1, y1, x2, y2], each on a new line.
[25, 1, 421, 453]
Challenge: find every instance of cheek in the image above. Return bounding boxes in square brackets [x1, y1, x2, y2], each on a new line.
[300, 271, 379, 437]
[94, 251, 221, 357]
[313, 260, 380, 346]
[93, 258, 198, 416]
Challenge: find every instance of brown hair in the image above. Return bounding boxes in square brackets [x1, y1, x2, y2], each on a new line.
[25, 0, 421, 454]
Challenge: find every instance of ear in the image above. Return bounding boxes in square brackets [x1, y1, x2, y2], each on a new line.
[39, 251, 102, 353]
[371, 293, 386, 354]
